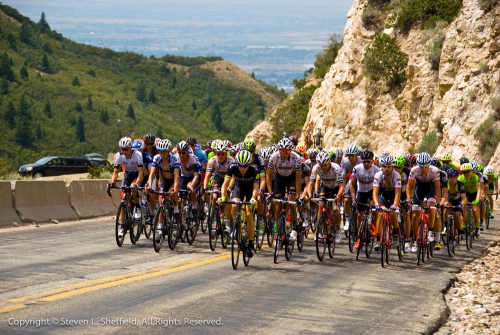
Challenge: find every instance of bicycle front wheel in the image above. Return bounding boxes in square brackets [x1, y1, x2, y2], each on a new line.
[348, 217, 357, 253]
[168, 215, 180, 250]
[115, 202, 126, 247]
[485, 203, 491, 229]
[208, 205, 219, 251]
[417, 220, 425, 265]
[231, 219, 241, 270]
[465, 213, 472, 250]
[267, 217, 275, 248]
[328, 225, 335, 259]
[153, 209, 165, 253]
[129, 205, 143, 245]
[381, 222, 387, 268]
[274, 216, 285, 264]
[143, 205, 153, 239]
[316, 217, 327, 262]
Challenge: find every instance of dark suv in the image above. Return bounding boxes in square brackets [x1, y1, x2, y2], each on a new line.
[18, 156, 92, 178]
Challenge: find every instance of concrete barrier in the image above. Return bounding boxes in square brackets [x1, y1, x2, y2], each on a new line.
[14, 180, 79, 222]
[68, 180, 117, 219]
[110, 180, 122, 208]
[0, 181, 21, 226]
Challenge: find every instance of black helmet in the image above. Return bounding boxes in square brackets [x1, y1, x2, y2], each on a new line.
[459, 157, 469, 165]
[430, 157, 441, 168]
[359, 150, 374, 160]
[186, 136, 197, 145]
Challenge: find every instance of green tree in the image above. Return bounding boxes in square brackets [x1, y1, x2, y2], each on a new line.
[6, 33, 17, 51]
[0, 78, 8, 95]
[18, 95, 30, 119]
[314, 33, 343, 78]
[260, 106, 265, 119]
[4, 101, 16, 126]
[0, 52, 15, 82]
[44, 101, 52, 118]
[42, 42, 52, 54]
[156, 127, 163, 139]
[211, 102, 222, 131]
[19, 66, 29, 80]
[75, 102, 82, 112]
[172, 76, 177, 88]
[37, 12, 51, 33]
[42, 53, 49, 72]
[76, 115, 85, 142]
[87, 69, 96, 77]
[363, 33, 409, 88]
[15, 117, 32, 148]
[136, 82, 146, 102]
[192, 99, 197, 110]
[35, 123, 42, 139]
[72, 76, 80, 86]
[127, 103, 135, 119]
[87, 96, 93, 110]
[99, 109, 109, 124]
[148, 87, 157, 104]
[251, 71, 256, 79]
[19, 21, 34, 45]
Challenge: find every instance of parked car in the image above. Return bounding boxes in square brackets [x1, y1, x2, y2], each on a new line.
[84, 153, 112, 169]
[18, 156, 92, 178]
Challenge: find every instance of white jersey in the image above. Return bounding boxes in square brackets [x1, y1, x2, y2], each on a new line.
[206, 156, 235, 178]
[351, 163, 380, 192]
[373, 170, 401, 190]
[310, 162, 343, 189]
[340, 156, 363, 179]
[268, 151, 303, 177]
[408, 165, 440, 184]
[113, 150, 143, 172]
[178, 153, 201, 178]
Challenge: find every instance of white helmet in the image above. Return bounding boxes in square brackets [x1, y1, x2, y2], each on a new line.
[119, 137, 132, 148]
[157, 139, 172, 151]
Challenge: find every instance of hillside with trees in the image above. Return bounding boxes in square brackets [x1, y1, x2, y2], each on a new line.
[0, 3, 286, 170]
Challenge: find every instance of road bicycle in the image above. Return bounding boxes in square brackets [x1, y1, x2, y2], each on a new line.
[178, 189, 199, 245]
[415, 199, 436, 266]
[354, 202, 375, 261]
[463, 201, 476, 250]
[442, 205, 462, 257]
[272, 197, 297, 264]
[107, 185, 144, 247]
[207, 189, 230, 251]
[197, 187, 209, 234]
[221, 201, 253, 270]
[375, 207, 402, 268]
[311, 197, 339, 262]
[149, 190, 173, 252]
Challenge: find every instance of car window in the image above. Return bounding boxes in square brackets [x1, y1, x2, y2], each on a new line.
[49, 159, 61, 165]
[63, 159, 75, 166]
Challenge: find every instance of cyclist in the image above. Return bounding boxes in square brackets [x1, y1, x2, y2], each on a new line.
[430, 157, 448, 250]
[458, 162, 483, 235]
[472, 162, 488, 227]
[132, 139, 155, 222]
[204, 143, 235, 234]
[147, 139, 181, 241]
[341, 145, 362, 232]
[334, 148, 343, 165]
[308, 151, 344, 243]
[406, 152, 441, 245]
[244, 141, 267, 232]
[143, 134, 158, 157]
[484, 166, 499, 217]
[445, 167, 467, 238]
[108, 137, 144, 238]
[394, 155, 412, 252]
[350, 150, 380, 245]
[266, 137, 303, 241]
[218, 150, 259, 257]
[177, 141, 202, 219]
[371, 155, 401, 251]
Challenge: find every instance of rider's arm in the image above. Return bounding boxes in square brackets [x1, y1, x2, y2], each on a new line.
[406, 178, 415, 200]
[372, 186, 380, 206]
[220, 176, 232, 200]
[302, 176, 310, 197]
[203, 171, 212, 189]
[295, 170, 302, 195]
[132, 166, 144, 187]
[350, 176, 357, 199]
[266, 167, 274, 194]
[111, 167, 120, 185]
[394, 187, 401, 207]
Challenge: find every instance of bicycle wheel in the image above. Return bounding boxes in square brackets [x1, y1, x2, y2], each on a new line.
[446, 216, 453, 256]
[115, 202, 126, 247]
[254, 211, 261, 250]
[209, 204, 219, 251]
[142, 204, 153, 239]
[365, 219, 374, 258]
[309, 205, 317, 233]
[267, 217, 275, 248]
[348, 216, 357, 253]
[168, 212, 181, 250]
[328, 225, 335, 259]
[202, 202, 211, 234]
[185, 207, 197, 245]
[485, 202, 491, 229]
[356, 219, 365, 261]
[381, 221, 387, 268]
[243, 236, 250, 267]
[396, 228, 403, 261]
[297, 226, 305, 252]
[231, 218, 241, 270]
[285, 235, 294, 261]
[129, 205, 143, 245]
[274, 216, 285, 264]
[465, 213, 472, 250]
[316, 217, 327, 262]
[417, 221, 425, 265]
[153, 208, 165, 253]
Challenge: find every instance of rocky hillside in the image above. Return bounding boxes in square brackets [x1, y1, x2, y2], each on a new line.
[247, 0, 500, 170]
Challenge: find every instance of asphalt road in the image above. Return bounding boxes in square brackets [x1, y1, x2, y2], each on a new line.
[0, 217, 497, 335]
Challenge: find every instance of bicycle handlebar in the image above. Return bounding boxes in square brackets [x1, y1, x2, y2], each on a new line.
[310, 198, 337, 203]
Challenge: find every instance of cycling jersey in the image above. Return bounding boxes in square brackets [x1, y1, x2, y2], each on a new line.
[439, 170, 449, 189]
[142, 152, 154, 177]
[310, 162, 343, 189]
[250, 154, 266, 178]
[457, 173, 481, 193]
[188, 144, 208, 168]
[408, 166, 440, 184]
[448, 180, 465, 201]
[152, 153, 181, 178]
[373, 170, 401, 190]
[206, 156, 235, 179]
[225, 163, 259, 185]
[351, 163, 380, 192]
[300, 161, 311, 185]
[399, 167, 410, 192]
[178, 153, 201, 178]
[340, 156, 362, 179]
[113, 150, 143, 172]
[485, 173, 499, 189]
[268, 151, 303, 177]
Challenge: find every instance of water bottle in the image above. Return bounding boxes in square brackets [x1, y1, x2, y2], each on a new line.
[134, 207, 141, 219]
[140, 199, 146, 208]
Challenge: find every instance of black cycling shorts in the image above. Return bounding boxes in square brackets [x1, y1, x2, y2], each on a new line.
[122, 171, 139, 188]
[232, 182, 254, 202]
[161, 177, 174, 192]
[356, 190, 373, 211]
[319, 185, 338, 199]
[378, 189, 395, 208]
[273, 174, 297, 198]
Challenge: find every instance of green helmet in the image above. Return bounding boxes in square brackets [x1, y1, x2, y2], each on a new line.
[460, 163, 472, 172]
[394, 155, 406, 168]
[477, 164, 484, 173]
[328, 151, 336, 160]
[243, 140, 256, 152]
[236, 150, 252, 166]
[441, 153, 452, 161]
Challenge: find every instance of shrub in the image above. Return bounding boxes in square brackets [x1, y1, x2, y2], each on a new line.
[335, 115, 347, 128]
[467, 88, 478, 101]
[362, 5, 383, 30]
[314, 34, 343, 79]
[490, 96, 500, 111]
[478, 60, 489, 73]
[417, 131, 441, 154]
[87, 165, 113, 179]
[474, 117, 500, 164]
[363, 33, 409, 89]
[478, 0, 498, 12]
[0, 158, 15, 180]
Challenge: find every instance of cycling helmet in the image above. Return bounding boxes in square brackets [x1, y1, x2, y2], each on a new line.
[404, 156, 411, 167]
[176, 141, 189, 152]
[157, 139, 172, 151]
[289, 135, 298, 145]
[380, 155, 394, 166]
[211, 140, 221, 150]
[316, 151, 331, 165]
[186, 136, 197, 145]
[328, 151, 336, 160]
[236, 150, 252, 166]
[409, 155, 417, 166]
[461, 163, 473, 172]
[309, 150, 318, 160]
[380, 149, 390, 157]
[296, 144, 307, 155]
[441, 153, 452, 161]
[132, 139, 145, 150]
[459, 157, 469, 165]
[416, 152, 431, 166]
[430, 157, 441, 168]
[485, 166, 495, 175]
[471, 161, 479, 171]
[404, 152, 412, 158]
[243, 140, 256, 152]
[394, 156, 406, 168]
[277, 137, 294, 150]
[260, 148, 272, 161]
[359, 150, 374, 160]
[477, 165, 483, 173]
[143, 134, 155, 143]
[345, 145, 359, 155]
[154, 137, 161, 147]
[214, 143, 228, 153]
[447, 167, 459, 177]
[228, 146, 238, 155]
[335, 148, 344, 158]
[119, 136, 132, 148]
[441, 164, 449, 173]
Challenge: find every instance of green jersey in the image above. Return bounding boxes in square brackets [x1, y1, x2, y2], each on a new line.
[457, 173, 480, 194]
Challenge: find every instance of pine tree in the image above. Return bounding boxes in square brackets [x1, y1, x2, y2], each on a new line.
[15, 117, 32, 148]
[18, 95, 30, 119]
[1, 78, 8, 94]
[99, 109, 109, 124]
[20, 66, 29, 79]
[42, 42, 52, 54]
[37, 12, 51, 33]
[42, 53, 49, 72]
[76, 115, 85, 142]
[35, 123, 42, 139]
[44, 101, 52, 118]
[212, 103, 222, 131]
[192, 99, 197, 110]
[4, 101, 16, 126]
[260, 106, 265, 119]
[172, 76, 177, 88]
[87, 97, 93, 110]
[251, 71, 256, 79]
[6, 33, 17, 51]
[19, 21, 33, 45]
[127, 103, 135, 119]
[136, 82, 146, 102]
[148, 88, 157, 104]
[0, 52, 15, 82]
[75, 102, 82, 112]
[72, 76, 80, 86]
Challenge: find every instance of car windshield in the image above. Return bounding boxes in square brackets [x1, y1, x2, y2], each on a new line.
[34, 157, 53, 165]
